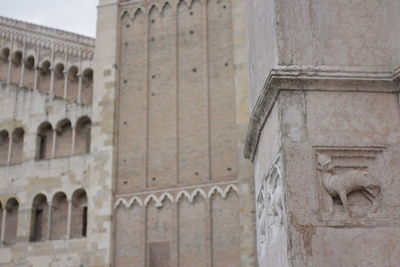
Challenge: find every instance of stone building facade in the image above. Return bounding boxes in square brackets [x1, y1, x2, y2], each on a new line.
[0, 0, 256, 266]
[246, 0, 400, 266]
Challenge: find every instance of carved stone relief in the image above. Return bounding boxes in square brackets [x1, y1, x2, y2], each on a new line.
[314, 147, 387, 223]
[256, 157, 284, 259]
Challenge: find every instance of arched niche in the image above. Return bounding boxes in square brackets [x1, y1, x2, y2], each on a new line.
[30, 194, 49, 242]
[0, 130, 10, 166]
[50, 192, 68, 240]
[67, 66, 79, 102]
[53, 63, 65, 98]
[10, 127, 24, 165]
[24, 55, 36, 89]
[38, 60, 51, 93]
[10, 51, 22, 85]
[0, 47, 10, 81]
[37, 122, 53, 160]
[75, 116, 91, 155]
[70, 189, 88, 239]
[4, 198, 19, 245]
[81, 68, 93, 105]
[54, 119, 72, 158]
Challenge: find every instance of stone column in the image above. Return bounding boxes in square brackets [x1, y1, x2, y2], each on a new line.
[71, 127, 76, 156]
[7, 134, 12, 166]
[51, 130, 57, 159]
[0, 207, 6, 243]
[66, 200, 72, 239]
[47, 202, 52, 240]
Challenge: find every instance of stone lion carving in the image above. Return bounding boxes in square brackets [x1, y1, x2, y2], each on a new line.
[316, 153, 381, 215]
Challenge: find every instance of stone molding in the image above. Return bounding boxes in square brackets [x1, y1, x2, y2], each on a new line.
[114, 182, 239, 208]
[0, 16, 94, 59]
[244, 65, 400, 160]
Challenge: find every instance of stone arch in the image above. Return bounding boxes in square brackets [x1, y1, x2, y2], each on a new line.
[24, 55, 35, 89]
[75, 116, 91, 155]
[30, 194, 49, 242]
[10, 127, 24, 165]
[70, 189, 88, 239]
[67, 65, 79, 102]
[10, 50, 22, 85]
[81, 68, 93, 105]
[37, 122, 53, 160]
[55, 119, 72, 158]
[38, 60, 51, 93]
[0, 130, 10, 166]
[53, 62, 65, 98]
[0, 47, 10, 81]
[4, 198, 18, 245]
[50, 192, 68, 240]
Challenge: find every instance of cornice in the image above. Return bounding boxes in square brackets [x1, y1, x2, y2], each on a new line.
[244, 65, 400, 161]
[0, 16, 95, 58]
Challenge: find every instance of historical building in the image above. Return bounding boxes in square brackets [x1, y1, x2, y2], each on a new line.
[246, 0, 400, 266]
[0, 0, 256, 266]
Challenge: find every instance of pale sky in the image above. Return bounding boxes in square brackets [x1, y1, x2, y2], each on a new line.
[0, 0, 98, 37]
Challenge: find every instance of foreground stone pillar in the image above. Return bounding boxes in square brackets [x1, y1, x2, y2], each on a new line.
[245, 0, 400, 266]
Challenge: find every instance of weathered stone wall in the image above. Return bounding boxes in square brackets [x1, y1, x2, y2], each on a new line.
[246, 0, 400, 266]
[0, 16, 95, 267]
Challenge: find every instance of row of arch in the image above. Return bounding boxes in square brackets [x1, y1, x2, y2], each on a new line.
[0, 189, 88, 245]
[115, 184, 239, 209]
[30, 189, 88, 242]
[121, 0, 225, 17]
[0, 47, 93, 105]
[0, 127, 24, 166]
[0, 116, 91, 166]
[37, 116, 92, 160]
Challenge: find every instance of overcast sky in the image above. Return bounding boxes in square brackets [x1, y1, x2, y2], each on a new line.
[0, 0, 98, 37]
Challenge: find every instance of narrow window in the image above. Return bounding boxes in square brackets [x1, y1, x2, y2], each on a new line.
[82, 206, 88, 237]
[71, 189, 88, 239]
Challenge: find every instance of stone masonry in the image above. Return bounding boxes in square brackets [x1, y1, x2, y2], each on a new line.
[246, 0, 400, 266]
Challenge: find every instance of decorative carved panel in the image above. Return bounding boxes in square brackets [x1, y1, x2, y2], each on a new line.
[313, 146, 391, 224]
[256, 157, 284, 259]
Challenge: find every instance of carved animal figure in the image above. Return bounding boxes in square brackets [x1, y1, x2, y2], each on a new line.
[316, 154, 381, 215]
